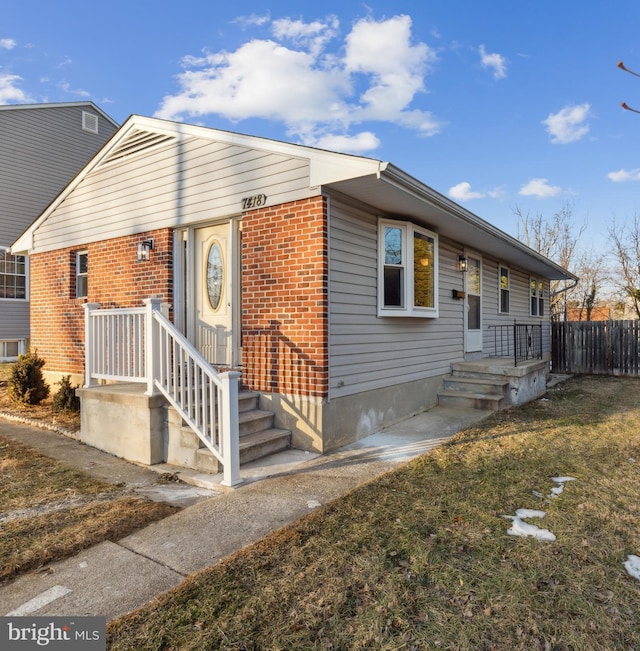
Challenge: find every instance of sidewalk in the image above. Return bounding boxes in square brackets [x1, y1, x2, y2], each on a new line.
[0, 405, 492, 622]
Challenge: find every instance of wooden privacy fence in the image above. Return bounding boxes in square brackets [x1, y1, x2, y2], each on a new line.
[552, 320, 640, 375]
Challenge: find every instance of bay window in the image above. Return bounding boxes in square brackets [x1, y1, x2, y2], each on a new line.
[378, 219, 438, 317]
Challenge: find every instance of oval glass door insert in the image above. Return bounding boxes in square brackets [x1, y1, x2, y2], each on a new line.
[206, 241, 224, 310]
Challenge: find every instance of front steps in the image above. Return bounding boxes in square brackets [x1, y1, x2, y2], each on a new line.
[438, 368, 510, 411]
[438, 358, 549, 411]
[167, 390, 292, 474]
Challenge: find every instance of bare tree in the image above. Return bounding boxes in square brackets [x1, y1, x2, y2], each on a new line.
[514, 202, 585, 320]
[566, 250, 607, 320]
[608, 215, 640, 318]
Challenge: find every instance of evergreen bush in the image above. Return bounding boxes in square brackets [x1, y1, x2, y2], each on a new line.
[52, 375, 80, 413]
[8, 350, 50, 405]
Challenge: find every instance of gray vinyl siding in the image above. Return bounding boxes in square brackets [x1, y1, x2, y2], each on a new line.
[481, 258, 551, 355]
[0, 104, 118, 247]
[33, 135, 312, 252]
[328, 198, 466, 399]
[0, 300, 29, 340]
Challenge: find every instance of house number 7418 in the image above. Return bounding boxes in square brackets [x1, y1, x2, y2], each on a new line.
[241, 194, 267, 210]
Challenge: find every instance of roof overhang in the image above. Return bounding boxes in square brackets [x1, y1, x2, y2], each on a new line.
[326, 163, 577, 282]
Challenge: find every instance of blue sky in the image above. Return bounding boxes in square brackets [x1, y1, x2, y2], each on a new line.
[3, 0, 640, 260]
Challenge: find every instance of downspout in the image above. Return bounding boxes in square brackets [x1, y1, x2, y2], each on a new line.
[551, 276, 579, 321]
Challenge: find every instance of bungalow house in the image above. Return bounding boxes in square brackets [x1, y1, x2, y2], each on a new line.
[0, 102, 118, 361]
[12, 115, 576, 485]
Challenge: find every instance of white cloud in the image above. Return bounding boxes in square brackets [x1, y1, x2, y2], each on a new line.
[155, 14, 442, 152]
[311, 131, 380, 153]
[479, 44, 507, 79]
[0, 73, 33, 104]
[58, 81, 91, 98]
[0, 38, 17, 50]
[232, 13, 271, 29]
[448, 182, 485, 201]
[519, 177, 562, 198]
[448, 182, 505, 202]
[543, 103, 591, 144]
[607, 168, 640, 182]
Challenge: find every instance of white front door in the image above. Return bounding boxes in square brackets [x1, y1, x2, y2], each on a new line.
[465, 253, 482, 353]
[194, 223, 235, 366]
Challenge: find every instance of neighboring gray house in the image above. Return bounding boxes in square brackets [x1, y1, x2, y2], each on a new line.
[0, 102, 118, 360]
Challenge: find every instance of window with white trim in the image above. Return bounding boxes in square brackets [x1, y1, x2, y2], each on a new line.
[499, 265, 510, 314]
[0, 250, 26, 299]
[76, 251, 88, 298]
[530, 277, 544, 316]
[378, 219, 438, 317]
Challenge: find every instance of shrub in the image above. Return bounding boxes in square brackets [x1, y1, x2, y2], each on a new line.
[8, 350, 50, 405]
[52, 375, 80, 413]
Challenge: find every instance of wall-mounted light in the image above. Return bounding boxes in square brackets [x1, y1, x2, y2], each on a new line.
[137, 239, 154, 261]
[458, 255, 468, 273]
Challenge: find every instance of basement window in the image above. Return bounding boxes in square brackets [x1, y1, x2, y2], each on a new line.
[378, 219, 438, 318]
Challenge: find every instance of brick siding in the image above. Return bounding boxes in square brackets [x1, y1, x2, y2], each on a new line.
[30, 229, 173, 375]
[241, 196, 329, 397]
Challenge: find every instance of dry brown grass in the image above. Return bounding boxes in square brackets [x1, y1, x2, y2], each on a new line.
[107, 375, 640, 651]
[0, 396, 178, 583]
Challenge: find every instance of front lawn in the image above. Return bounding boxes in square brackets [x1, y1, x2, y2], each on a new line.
[107, 375, 640, 650]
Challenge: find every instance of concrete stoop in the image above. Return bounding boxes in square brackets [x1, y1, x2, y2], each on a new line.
[437, 358, 548, 411]
[166, 390, 292, 473]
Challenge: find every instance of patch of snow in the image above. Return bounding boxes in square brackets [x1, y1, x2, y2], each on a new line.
[504, 515, 556, 542]
[307, 499, 322, 509]
[515, 508, 546, 519]
[552, 476, 577, 484]
[624, 555, 640, 581]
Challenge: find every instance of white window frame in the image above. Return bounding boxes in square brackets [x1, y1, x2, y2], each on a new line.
[76, 251, 88, 299]
[378, 219, 439, 318]
[0, 249, 28, 301]
[530, 277, 545, 317]
[499, 265, 510, 314]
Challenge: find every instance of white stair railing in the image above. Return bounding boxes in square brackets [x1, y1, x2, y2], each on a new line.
[83, 299, 242, 486]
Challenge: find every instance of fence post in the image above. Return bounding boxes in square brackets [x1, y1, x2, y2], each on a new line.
[82, 303, 100, 388]
[144, 298, 164, 396]
[220, 371, 242, 487]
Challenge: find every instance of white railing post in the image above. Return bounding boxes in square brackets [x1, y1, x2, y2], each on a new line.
[83, 302, 100, 388]
[144, 298, 164, 396]
[220, 371, 242, 487]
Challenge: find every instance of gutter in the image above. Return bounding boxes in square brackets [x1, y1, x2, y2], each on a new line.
[379, 163, 578, 283]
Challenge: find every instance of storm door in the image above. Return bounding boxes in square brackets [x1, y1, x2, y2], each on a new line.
[464, 253, 483, 353]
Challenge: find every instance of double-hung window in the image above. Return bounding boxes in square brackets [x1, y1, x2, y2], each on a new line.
[499, 266, 510, 314]
[76, 251, 88, 299]
[0, 250, 26, 299]
[378, 219, 438, 317]
[530, 277, 544, 316]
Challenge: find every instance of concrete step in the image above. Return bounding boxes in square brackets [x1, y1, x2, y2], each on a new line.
[443, 376, 509, 396]
[238, 390, 259, 413]
[239, 409, 275, 437]
[437, 389, 504, 411]
[194, 427, 291, 472]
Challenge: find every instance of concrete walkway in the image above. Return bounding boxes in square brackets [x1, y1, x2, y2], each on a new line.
[0, 405, 492, 622]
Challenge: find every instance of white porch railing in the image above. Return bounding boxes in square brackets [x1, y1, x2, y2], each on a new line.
[83, 299, 241, 486]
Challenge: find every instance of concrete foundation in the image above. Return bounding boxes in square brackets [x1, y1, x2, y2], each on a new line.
[76, 383, 166, 465]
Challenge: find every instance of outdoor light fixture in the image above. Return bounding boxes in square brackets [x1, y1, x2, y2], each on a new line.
[137, 239, 154, 261]
[458, 255, 468, 272]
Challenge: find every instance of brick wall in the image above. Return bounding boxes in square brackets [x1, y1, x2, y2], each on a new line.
[241, 196, 329, 397]
[30, 229, 173, 375]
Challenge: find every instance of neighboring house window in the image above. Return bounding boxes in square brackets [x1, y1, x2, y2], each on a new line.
[0, 250, 26, 299]
[82, 111, 99, 134]
[530, 277, 544, 316]
[499, 266, 510, 314]
[378, 219, 438, 317]
[76, 251, 88, 298]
